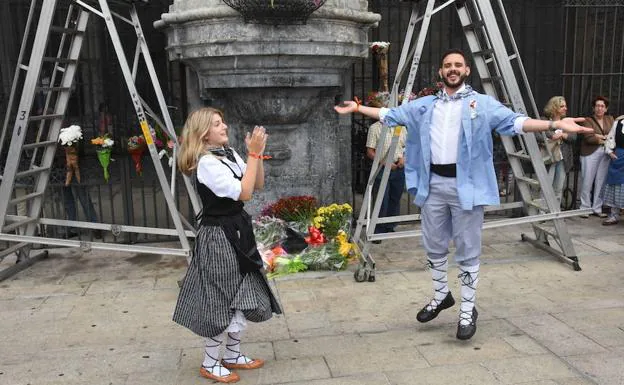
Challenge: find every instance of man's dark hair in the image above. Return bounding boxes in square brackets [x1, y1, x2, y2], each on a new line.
[440, 48, 470, 67]
[592, 95, 609, 108]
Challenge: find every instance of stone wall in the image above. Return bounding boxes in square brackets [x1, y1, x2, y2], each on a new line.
[156, 0, 380, 213]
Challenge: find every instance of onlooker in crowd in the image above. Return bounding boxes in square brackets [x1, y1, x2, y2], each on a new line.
[542, 96, 575, 204]
[602, 115, 624, 225]
[579, 96, 613, 217]
[365, 98, 406, 237]
[98, 103, 114, 137]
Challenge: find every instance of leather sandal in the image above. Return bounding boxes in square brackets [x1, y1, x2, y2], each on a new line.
[222, 356, 265, 370]
[199, 366, 240, 383]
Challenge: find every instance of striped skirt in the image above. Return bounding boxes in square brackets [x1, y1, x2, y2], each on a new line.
[603, 184, 624, 208]
[173, 225, 282, 338]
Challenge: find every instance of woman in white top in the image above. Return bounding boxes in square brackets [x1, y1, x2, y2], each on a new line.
[173, 108, 282, 383]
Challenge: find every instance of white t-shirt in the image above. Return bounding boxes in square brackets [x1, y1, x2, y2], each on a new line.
[196, 149, 247, 201]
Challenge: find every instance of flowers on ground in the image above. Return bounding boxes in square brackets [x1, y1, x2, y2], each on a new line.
[262, 195, 318, 224]
[253, 198, 357, 278]
[313, 203, 352, 239]
[91, 135, 114, 182]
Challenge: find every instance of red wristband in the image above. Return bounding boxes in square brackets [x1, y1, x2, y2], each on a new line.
[249, 152, 272, 160]
[354, 96, 362, 112]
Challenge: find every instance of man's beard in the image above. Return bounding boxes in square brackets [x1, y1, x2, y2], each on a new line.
[442, 71, 468, 88]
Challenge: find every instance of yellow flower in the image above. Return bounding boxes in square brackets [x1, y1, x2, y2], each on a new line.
[338, 241, 352, 257]
[313, 216, 324, 228]
[335, 230, 348, 243]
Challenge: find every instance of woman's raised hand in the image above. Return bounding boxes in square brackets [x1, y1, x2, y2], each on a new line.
[246, 125, 267, 155]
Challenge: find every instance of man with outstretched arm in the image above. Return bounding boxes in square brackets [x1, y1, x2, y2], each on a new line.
[335, 48, 592, 340]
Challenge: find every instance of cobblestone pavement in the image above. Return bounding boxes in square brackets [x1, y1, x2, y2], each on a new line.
[1, 215, 623, 385]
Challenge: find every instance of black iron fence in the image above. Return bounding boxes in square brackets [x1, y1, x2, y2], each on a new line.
[349, 0, 616, 214]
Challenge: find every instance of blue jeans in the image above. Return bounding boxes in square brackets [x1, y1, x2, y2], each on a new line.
[372, 167, 405, 233]
[63, 184, 98, 223]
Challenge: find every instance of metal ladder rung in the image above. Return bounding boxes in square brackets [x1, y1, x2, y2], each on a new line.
[473, 49, 494, 57]
[515, 175, 540, 187]
[42, 57, 78, 64]
[481, 76, 504, 83]
[532, 223, 557, 237]
[29, 114, 65, 122]
[462, 20, 485, 30]
[3, 217, 39, 233]
[9, 191, 44, 206]
[19, 64, 29, 71]
[507, 150, 531, 161]
[35, 86, 71, 92]
[16, 166, 50, 179]
[526, 200, 548, 212]
[49, 26, 84, 35]
[22, 140, 58, 150]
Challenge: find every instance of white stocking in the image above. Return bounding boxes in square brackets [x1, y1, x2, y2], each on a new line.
[202, 332, 231, 376]
[426, 258, 449, 311]
[458, 264, 479, 326]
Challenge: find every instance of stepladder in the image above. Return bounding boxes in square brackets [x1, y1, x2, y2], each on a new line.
[352, 0, 591, 282]
[0, 0, 201, 281]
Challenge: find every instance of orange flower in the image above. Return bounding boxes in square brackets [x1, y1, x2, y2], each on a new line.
[91, 137, 104, 146]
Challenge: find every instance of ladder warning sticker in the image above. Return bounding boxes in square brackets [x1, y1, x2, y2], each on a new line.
[140, 121, 154, 145]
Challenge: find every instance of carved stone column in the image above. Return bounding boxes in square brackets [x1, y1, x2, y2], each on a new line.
[156, 0, 380, 212]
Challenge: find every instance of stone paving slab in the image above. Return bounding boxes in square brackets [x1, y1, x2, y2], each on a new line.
[1, 219, 623, 384]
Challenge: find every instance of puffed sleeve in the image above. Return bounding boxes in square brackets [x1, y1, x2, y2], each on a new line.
[196, 155, 243, 200]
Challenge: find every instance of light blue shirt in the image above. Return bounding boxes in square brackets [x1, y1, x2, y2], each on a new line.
[380, 88, 528, 210]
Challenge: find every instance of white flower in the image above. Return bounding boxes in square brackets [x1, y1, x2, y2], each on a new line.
[58, 125, 83, 146]
[370, 41, 390, 49]
[102, 138, 115, 148]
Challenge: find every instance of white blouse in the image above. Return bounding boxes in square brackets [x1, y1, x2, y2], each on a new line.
[196, 149, 247, 201]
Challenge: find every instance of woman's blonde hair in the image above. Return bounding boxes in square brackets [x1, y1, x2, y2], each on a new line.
[543, 96, 567, 119]
[178, 107, 224, 175]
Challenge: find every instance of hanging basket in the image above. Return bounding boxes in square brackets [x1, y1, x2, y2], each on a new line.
[222, 0, 327, 25]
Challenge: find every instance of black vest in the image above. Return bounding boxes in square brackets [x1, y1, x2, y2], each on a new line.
[196, 160, 262, 274]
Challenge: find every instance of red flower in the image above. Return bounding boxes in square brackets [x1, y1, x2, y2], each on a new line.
[304, 226, 326, 245]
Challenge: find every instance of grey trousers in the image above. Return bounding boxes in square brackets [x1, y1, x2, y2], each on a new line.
[421, 174, 484, 266]
[580, 150, 610, 213]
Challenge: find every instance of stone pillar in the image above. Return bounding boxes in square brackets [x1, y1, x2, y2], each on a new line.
[156, 0, 380, 213]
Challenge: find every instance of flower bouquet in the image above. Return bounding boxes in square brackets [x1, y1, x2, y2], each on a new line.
[158, 139, 176, 168]
[312, 203, 353, 239]
[416, 81, 444, 98]
[369, 41, 390, 56]
[91, 135, 114, 182]
[370, 41, 391, 92]
[366, 91, 390, 108]
[261, 195, 318, 233]
[58, 124, 83, 186]
[127, 135, 146, 176]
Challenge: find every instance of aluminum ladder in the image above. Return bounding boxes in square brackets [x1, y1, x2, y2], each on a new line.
[352, 0, 588, 282]
[0, 0, 200, 280]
